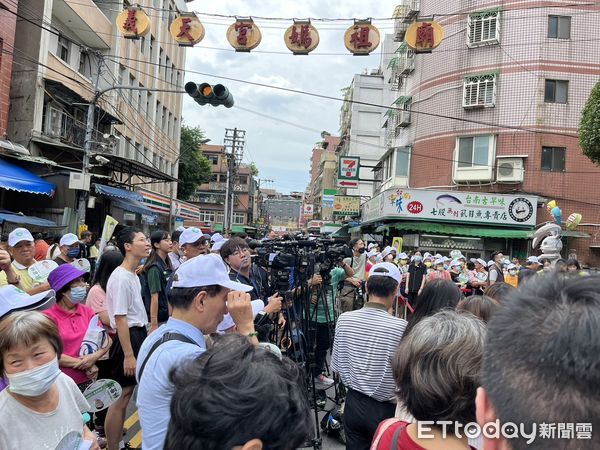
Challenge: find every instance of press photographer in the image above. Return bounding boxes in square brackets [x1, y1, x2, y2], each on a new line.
[340, 238, 367, 313]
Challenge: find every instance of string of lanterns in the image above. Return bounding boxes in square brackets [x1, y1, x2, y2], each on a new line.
[116, 7, 382, 55]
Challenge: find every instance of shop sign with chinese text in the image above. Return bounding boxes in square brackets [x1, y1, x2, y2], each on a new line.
[344, 20, 380, 55]
[362, 188, 537, 227]
[227, 18, 262, 51]
[170, 14, 205, 46]
[116, 7, 151, 39]
[284, 21, 319, 54]
[333, 196, 360, 217]
[405, 20, 444, 53]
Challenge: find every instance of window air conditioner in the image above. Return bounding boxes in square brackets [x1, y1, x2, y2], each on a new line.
[496, 157, 524, 183]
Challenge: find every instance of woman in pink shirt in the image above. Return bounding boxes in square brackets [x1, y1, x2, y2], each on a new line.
[425, 258, 451, 283]
[44, 264, 111, 391]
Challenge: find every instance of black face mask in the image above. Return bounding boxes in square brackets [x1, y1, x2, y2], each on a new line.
[356, 247, 366, 254]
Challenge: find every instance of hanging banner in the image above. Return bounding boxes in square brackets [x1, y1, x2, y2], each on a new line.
[116, 6, 151, 39]
[284, 20, 320, 55]
[333, 195, 360, 217]
[344, 20, 380, 55]
[98, 215, 119, 256]
[226, 18, 262, 52]
[170, 13, 205, 46]
[405, 20, 445, 53]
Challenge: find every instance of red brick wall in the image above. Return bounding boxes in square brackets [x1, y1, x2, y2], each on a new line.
[410, 131, 600, 266]
[0, 1, 17, 139]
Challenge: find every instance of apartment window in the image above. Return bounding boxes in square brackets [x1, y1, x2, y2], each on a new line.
[210, 174, 219, 182]
[200, 211, 216, 222]
[129, 74, 136, 103]
[467, 10, 500, 46]
[146, 92, 153, 119]
[162, 106, 167, 131]
[463, 73, 497, 108]
[232, 213, 245, 225]
[171, 64, 176, 85]
[238, 175, 248, 185]
[167, 112, 173, 138]
[134, 142, 141, 162]
[457, 135, 494, 168]
[541, 146, 566, 172]
[395, 147, 410, 177]
[137, 83, 144, 112]
[155, 100, 161, 123]
[165, 57, 171, 81]
[215, 212, 224, 223]
[149, 35, 155, 60]
[57, 34, 70, 63]
[548, 16, 571, 39]
[207, 154, 219, 165]
[118, 64, 126, 85]
[139, 35, 145, 54]
[173, 117, 178, 138]
[544, 79, 568, 103]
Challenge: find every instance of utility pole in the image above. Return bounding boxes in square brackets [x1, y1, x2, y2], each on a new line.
[77, 53, 103, 226]
[223, 128, 245, 233]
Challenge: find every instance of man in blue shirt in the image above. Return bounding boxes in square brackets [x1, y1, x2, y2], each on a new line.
[136, 253, 257, 450]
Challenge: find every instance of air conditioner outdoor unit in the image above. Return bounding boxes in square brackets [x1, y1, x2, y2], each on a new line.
[496, 158, 524, 183]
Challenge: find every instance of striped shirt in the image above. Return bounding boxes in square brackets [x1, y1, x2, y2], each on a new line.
[331, 302, 407, 402]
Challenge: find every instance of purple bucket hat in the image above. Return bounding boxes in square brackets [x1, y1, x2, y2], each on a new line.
[47, 264, 86, 293]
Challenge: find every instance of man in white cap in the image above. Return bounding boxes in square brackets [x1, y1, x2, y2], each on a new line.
[54, 233, 81, 266]
[136, 253, 258, 450]
[0, 228, 51, 294]
[518, 256, 541, 284]
[178, 227, 209, 259]
[332, 262, 408, 449]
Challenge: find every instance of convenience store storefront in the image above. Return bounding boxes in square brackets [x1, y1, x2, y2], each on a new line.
[361, 188, 539, 260]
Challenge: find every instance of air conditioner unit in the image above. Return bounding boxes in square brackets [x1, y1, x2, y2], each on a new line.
[496, 158, 524, 183]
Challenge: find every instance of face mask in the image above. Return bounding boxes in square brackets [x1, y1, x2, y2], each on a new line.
[413, 256, 422, 263]
[69, 286, 87, 303]
[424, 261, 432, 268]
[460, 262, 465, 267]
[67, 248, 80, 259]
[443, 264, 449, 270]
[7, 357, 61, 397]
[357, 247, 366, 254]
[436, 265, 445, 271]
[509, 270, 517, 276]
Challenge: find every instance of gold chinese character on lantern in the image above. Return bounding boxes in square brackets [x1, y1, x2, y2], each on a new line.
[170, 13, 205, 46]
[116, 7, 150, 39]
[405, 20, 445, 53]
[226, 18, 262, 52]
[284, 21, 319, 55]
[344, 20, 380, 55]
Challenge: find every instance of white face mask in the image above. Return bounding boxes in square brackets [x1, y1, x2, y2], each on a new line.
[6, 357, 61, 397]
[509, 270, 517, 276]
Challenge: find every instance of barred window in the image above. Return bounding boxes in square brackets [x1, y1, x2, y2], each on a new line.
[463, 73, 497, 108]
[468, 10, 500, 46]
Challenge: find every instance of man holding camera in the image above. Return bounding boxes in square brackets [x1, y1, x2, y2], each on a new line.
[339, 238, 367, 313]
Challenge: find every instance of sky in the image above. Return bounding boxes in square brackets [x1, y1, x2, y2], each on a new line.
[183, 0, 395, 194]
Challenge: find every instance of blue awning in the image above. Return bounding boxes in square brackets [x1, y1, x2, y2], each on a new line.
[0, 158, 55, 196]
[113, 198, 157, 216]
[94, 184, 142, 201]
[0, 211, 62, 228]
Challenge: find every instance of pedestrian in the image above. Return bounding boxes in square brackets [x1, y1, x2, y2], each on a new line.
[404, 254, 426, 306]
[54, 233, 82, 266]
[45, 264, 111, 391]
[33, 233, 49, 261]
[136, 254, 258, 450]
[0, 311, 100, 450]
[339, 238, 368, 312]
[504, 263, 519, 287]
[518, 256, 541, 284]
[404, 279, 462, 336]
[104, 227, 150, 450]
[178, 227, 209, 259]
[372, 311, 484, 450]
[140, 230, 173, 334]
[0, 228, 51, 294]
[168, 229, 183, 270]
[425, 258, 451, 283]
[46, 234, 62, 260]
[487, 251, 505, 286]
[332, 262, 408, 449]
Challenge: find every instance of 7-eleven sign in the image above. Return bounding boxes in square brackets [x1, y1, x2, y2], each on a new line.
[338, 156, 360, 180]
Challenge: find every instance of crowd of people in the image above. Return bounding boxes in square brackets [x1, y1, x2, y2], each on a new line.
[0, 227, 597, 450]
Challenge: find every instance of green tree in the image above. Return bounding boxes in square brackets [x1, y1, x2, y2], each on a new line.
[580, 81, 600, 165]
[177, 125, 212, 201]
[249, 162, 259, 177]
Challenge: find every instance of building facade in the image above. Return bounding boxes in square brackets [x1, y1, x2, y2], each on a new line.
[4, 0, 187, 233]
[370, 1, 600, 265]
[192, 144, 256, 234]
[264, 197, 302, 231]
[0, 0, 18, 142]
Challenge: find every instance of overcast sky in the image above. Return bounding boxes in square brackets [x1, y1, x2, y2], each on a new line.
[183, 0, 395, 194]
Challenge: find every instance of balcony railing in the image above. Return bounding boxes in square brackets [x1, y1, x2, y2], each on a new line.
[43, 106, 112, 152]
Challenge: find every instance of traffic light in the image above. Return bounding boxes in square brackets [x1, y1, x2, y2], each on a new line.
[184, 82, 234, 108]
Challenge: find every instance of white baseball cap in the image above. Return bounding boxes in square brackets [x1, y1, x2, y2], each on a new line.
[474, 258, 487, 267]
[211, 239, 227, 253]
[0, 285, 56, 320]
[380, 246, 394, 260]
[434, 258, 445, 266]
[527, 256, 540, 264]
[367, 249, 378, 258]
[368, 262, 401, 284]
[8, 228, 34, 248]
[211, 233, 224, 243]
[507, 263, 517, 270]
[450, 259, 461, 268]
[398, 252, 408, 260]
[59, 233, 79, 246]
[217, 299, 264, 332]
[179, 227, 207, 246]
[171, 253, 253, 292]
[367, 243, 377, 251]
